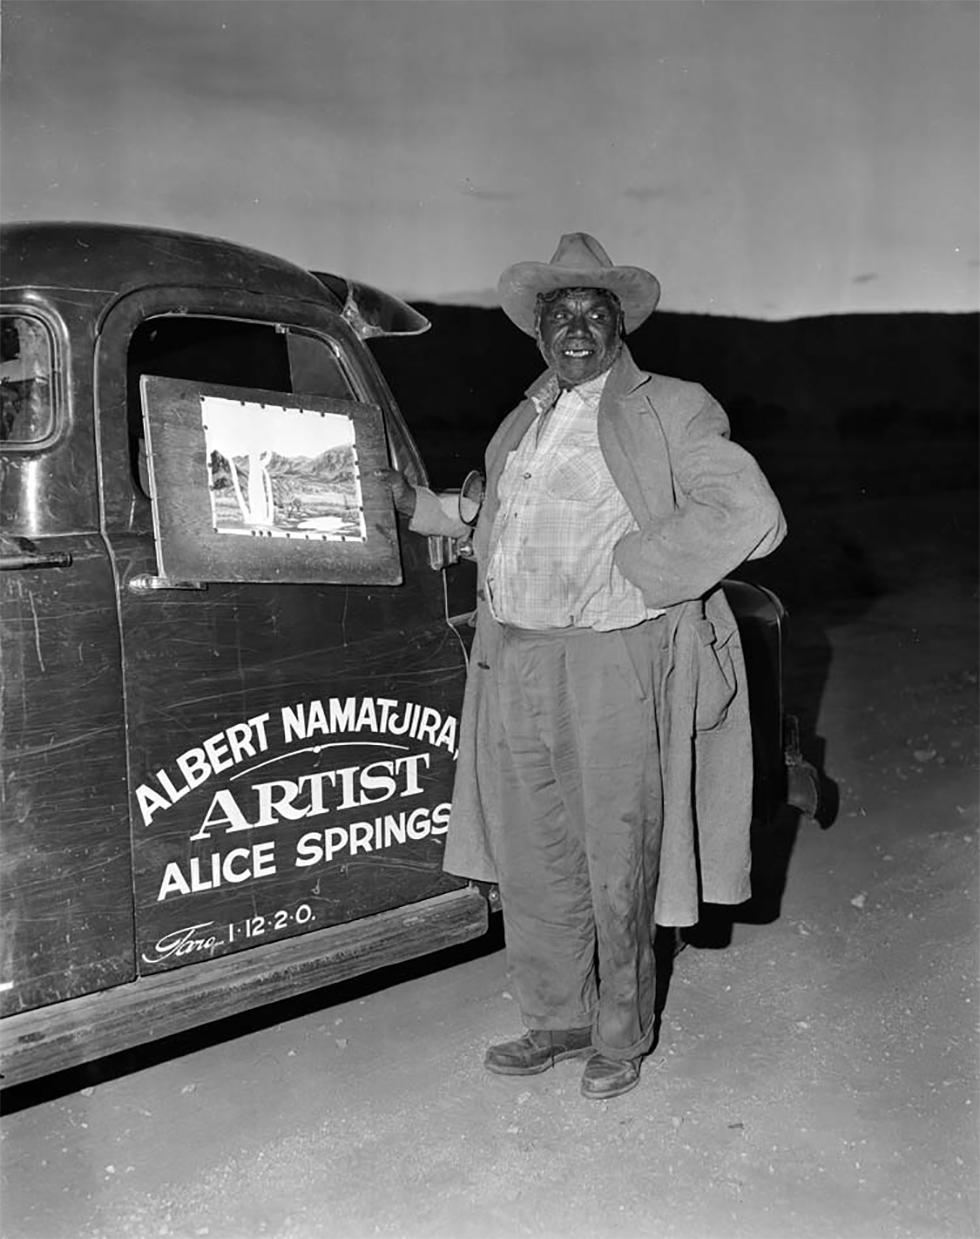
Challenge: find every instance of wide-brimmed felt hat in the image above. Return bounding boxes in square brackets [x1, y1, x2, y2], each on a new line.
[498, 232, 661, 336]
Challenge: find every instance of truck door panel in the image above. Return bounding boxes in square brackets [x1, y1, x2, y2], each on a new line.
[95, 295, 468, 975]
[1, 304, 135, 1016]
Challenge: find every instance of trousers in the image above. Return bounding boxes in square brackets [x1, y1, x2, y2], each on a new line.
[493, 618, 667, 1060]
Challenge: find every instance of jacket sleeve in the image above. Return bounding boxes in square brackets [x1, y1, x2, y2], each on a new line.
[407, 486, 471, 539]
[613, 388, 786, 607]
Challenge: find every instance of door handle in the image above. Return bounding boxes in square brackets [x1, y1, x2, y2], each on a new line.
[0, 536, 73, 571]
[0, 551, 73, 570]
[128, 574, 207, 593]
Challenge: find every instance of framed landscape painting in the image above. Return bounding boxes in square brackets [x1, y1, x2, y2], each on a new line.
[140, 376, 401, 584]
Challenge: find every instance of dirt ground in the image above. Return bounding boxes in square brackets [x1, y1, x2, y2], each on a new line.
[1, 490, 977, 1239]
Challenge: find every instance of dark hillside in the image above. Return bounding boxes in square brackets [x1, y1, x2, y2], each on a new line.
[371, 309, 977, 491]
[370, 310, 978, 610]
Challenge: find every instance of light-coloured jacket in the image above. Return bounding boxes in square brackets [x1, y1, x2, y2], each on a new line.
[411, 348, 786, 926]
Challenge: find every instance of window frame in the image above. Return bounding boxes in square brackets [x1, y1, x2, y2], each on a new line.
[0, 302, 67, 452]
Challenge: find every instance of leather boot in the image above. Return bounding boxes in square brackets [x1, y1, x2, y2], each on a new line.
[580, 1052, 642, 1098]
[484, 1027, 593, 1075]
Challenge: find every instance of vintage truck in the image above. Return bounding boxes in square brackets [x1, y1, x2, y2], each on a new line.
[0, 222, 816, 1088]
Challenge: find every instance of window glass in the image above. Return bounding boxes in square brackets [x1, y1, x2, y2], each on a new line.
[0, 313, 55, 444]
[286, 332, 355, 400]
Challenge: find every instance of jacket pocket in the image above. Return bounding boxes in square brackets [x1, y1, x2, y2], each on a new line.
[694, 618, 737, 731]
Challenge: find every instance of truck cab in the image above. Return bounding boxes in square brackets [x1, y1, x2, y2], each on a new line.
[1, 223, 486, 1086]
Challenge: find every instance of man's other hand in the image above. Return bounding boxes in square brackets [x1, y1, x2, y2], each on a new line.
[374, 468, 418, 518]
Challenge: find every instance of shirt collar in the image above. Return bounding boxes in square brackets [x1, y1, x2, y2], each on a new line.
[525, 346, 649, 410]
[570, 369, 612, 400]
[528, 366, 613, 416]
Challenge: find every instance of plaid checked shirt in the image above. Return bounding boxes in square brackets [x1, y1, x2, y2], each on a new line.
[485, 370, 666, 631]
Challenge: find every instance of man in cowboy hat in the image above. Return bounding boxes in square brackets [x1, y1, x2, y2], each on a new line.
[381, 232, 786, 1098]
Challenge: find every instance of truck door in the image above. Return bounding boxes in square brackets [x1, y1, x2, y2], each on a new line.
[1, 303, 136, 1016]
[96, 292, 469, 975]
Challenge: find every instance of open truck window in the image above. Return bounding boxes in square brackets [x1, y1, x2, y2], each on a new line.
[129, 316, 401, 585]
[128, 316, 357, 492]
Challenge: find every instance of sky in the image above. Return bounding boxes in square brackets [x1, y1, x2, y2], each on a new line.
[2, 0, 978, 319]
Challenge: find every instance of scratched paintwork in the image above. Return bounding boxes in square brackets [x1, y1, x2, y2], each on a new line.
[113, 528, 468, 972]
[0, 536, 133, 1016]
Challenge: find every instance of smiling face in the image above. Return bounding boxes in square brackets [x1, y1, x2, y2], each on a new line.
[536, 287, 623, 387]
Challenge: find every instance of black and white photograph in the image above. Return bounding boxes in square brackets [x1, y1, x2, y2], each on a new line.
[0, 3, 977, 1238]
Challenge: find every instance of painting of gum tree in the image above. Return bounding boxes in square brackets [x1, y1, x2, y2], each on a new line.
[201, 397, 367, 543]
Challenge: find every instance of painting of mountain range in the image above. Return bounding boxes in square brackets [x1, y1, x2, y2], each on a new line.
[200, 398, 367, 542]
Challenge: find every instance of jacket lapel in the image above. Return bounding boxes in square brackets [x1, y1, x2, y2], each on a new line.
[598, 350, 676, 522]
